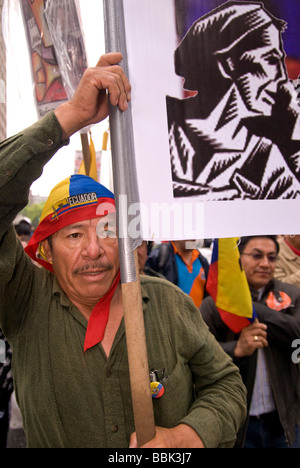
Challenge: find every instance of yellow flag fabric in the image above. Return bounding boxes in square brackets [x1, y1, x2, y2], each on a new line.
[78, 158, 85, 176]
[206, 237, 256, 333]
[216, 237, 253, 319]
[88, 132, 98, 181]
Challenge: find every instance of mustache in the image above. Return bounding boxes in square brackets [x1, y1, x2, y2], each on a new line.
[73, 262, 113, 276]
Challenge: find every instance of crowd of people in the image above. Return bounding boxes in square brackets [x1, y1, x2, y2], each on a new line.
[2, 228, 300, 447]
[0, 51, 299, 449]
[131, 235, 300, 448]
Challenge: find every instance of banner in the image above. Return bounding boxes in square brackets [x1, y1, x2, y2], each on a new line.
[20, 0, 87, 118]
[44, 0, 88, 100]
[20, 0, 68, 118]
[120, 0, 300, 240]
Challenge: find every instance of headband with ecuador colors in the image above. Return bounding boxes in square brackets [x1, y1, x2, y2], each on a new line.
[25, 174, 116, 272]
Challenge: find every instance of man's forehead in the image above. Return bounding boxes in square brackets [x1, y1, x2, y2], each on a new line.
[59, 214, 116, 231]
[246, 238, 277, 252]
[240, 25, 282, 56]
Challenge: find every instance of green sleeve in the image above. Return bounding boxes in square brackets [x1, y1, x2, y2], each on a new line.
[0, 111, 69, 233]
[0, 112, 68, 337]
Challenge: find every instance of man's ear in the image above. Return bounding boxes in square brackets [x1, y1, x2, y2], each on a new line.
[41, 239, 53, 263]
[217, 56, 235, 80]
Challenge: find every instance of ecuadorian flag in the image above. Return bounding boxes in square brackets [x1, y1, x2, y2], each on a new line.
[206, 238, 256, 333]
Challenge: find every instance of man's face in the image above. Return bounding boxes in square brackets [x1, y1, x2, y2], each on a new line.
[42, 217, 120, 307]
[174, 240, 198, 252]
[233, 24, 287, 116]
[240, 238, 278, 290]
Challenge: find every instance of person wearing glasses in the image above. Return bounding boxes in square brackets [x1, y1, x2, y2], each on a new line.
[200, 235, 300, 448]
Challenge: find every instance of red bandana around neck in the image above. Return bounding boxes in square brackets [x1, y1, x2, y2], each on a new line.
[84, 271, 121, 352]
[285, 239, 300, 257]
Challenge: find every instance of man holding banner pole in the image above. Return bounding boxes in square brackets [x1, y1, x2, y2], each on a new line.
[0, 53, 247, 448]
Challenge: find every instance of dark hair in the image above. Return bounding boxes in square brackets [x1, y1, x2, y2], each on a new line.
[146, 241, 154, 256]
[238, 235, 280, 253]
[47, 235, 53, 251]
[15, 220, 32, 237]
[175, 1, 286, 98]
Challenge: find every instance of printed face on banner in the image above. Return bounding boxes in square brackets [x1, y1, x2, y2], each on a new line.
[166, 1, 300, 201]
[122, 0, 300, 238]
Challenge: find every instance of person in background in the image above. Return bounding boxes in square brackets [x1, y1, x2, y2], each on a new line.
[0, 330, 13, 448]
[137, 241, 164, 278]
[14, 217, 32, 238]
[201, 235, 300, 448]
[199, 239, 213, 264]
[146, 240, 209, 307]
[14, 217, 33, 248]
[275, 235, 300, 288]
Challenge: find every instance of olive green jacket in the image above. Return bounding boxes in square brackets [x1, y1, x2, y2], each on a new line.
[0, 112, 246, 448]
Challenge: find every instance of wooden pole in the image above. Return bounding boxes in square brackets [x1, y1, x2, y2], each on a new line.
[121, 250, 156, 447]
[80, 133, 91, 176]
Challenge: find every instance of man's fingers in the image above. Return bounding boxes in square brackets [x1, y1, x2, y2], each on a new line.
[129, 432, 138, 449]
[96, 53, 131, 103]
[108, 72, 131, 110]
[96, 69, 130, 110]
[251, 332, 268, 348]
[96, 52, 123, 68]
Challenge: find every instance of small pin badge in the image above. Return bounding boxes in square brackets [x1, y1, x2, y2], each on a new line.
[149, 368, 167, 399]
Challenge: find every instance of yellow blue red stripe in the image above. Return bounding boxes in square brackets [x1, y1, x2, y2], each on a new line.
[206, 238, 256, 333]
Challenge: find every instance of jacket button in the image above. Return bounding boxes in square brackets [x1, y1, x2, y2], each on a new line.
[112, 425, 118, 433]
[46, 139, 54, 147]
